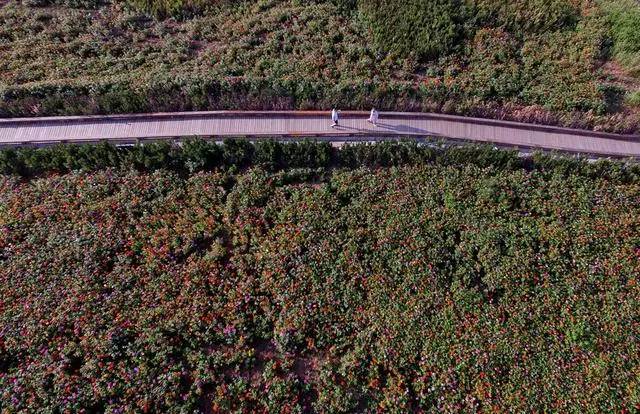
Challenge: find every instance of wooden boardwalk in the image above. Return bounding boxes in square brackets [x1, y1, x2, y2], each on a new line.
[1, 111, 639, 157]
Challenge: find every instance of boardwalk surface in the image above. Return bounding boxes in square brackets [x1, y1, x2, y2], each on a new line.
[1, 111, 639, 157]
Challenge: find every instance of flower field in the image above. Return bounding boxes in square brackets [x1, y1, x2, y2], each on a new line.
[1, 154, 639, 412]
[0, 0, 638, 132]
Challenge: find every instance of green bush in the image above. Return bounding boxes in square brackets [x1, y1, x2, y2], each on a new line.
[358, 0, 469, 60]
[126, 0, 209, 17]
[626, 90, 640, 108]
[600, 0, 640, 75]
[180, 138, 224, 173]
[465, 28, 521, 100]
[471, 0, 580, 33]
[356, 0, 581, 61]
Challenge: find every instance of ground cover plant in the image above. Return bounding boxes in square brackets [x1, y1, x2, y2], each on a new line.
[0, 0, 639, 132]
[1, 141, 639, 412]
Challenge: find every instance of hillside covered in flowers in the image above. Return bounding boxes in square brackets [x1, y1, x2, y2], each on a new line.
[1, 0, 639, 132]
[1, 147, 639, 412]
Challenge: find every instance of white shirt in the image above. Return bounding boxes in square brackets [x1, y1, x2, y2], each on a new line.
[331, 109, 339, 122]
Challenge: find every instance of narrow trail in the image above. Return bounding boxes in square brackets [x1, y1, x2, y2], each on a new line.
[1, 111, 639, 158]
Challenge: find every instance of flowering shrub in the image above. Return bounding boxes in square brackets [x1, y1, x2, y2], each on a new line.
[1, 158, 639, 412]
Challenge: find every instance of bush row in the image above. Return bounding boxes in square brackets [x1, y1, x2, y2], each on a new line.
[2, 139, 640, 183]
[0, 140, 332, 176]
[0, 76, 431, 117]
[2, 75, 637, 133]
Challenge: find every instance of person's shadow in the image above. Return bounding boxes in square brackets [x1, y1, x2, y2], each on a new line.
[331, 122, 443, 138]
[375, 122, 431, 135]
[331, 125, 370, 133]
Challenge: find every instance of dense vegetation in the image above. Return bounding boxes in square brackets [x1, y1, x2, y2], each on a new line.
[357, 0, 582, 60]
[1, 0, 639, 409]
[357, 0, 468, 60]
[3, 139, 640, 182]
[0, 0, 639, 132]
[1, 143, 639, 412]
[600, 0, 640, 76]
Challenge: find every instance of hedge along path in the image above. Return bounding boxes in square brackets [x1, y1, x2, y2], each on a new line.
[1, 110, 640, 158]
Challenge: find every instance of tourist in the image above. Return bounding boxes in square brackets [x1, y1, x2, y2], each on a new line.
[368, 108, 379, 126]
[331, 108, 340, 127]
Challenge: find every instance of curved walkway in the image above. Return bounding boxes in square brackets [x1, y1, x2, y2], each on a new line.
[1, 111, 639, 157]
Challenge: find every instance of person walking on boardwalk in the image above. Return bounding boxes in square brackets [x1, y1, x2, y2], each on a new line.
[331, 108, 340, 127]
[368, 108, 379, 126]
